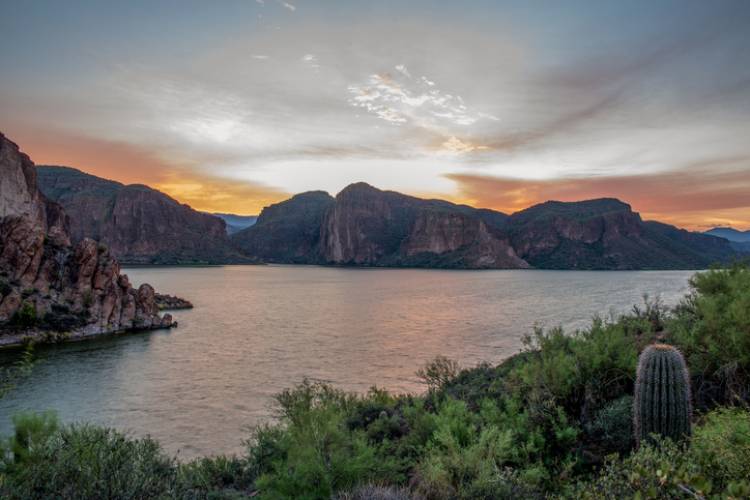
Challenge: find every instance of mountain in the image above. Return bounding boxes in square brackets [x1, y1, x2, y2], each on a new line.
[233, 183, 736, 270]
[231, 191, 335, 263]
[211, 213, 258, 235]
[37, 166, 248, 264]
[0, 133, 173, 345]
[505, 199, 734, 269]
[705, 227, 750, 242]
[318, 183, 526, 268]
[704, 227, 750, 253]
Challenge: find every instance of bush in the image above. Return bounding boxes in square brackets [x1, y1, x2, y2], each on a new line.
[572, 408, 750, 499]
[250, 381, 402, 498]
[335, 483, 415, 500]
[1, 421, 175, 499]
[175, 455, 256, 499]
[584, 395, 633, 455]
[10, 303, 37, 328]
[668, 263, 750, 406]
[690, 408, 750, 489]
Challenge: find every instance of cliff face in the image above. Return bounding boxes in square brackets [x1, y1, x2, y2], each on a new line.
[319, 183, 527, 268]
[0, 134, 173, 342]
[505, 199, 735, 269]
[235, 184, 735, 270]
[37, 166, 247, 264]
[231, 191, 334, 264]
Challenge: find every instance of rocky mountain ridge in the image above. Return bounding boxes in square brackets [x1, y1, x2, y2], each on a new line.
[233, 183, 736, 270]
[0, 133, 174, 345]
[37, 166, 248, 264]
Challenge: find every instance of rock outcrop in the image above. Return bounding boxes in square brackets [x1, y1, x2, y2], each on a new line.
[233, 183, 736, 270]
[506, 199, 735, 269]
[319, 183, 527, 268]
[37, 166, 248, 264]
[231, 191, 334, 263]
[154, 293, 194, 310]
[0, 133, 174, 344]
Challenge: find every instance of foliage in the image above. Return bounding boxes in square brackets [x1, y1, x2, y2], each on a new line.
[250, 381, 403, 499]
[10, 302, 37, 328]
[175, 455, 256, 499]
[1, 264, 750, 498]
[0, 421, 175, 499]
[668, 262, 750, 406]
[584, 395, 633, 455]
[572, 408, 750, 499]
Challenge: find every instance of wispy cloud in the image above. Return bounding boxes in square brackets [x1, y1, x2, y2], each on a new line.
[347, 65, 497, 132]
[279, 1, 296, 12]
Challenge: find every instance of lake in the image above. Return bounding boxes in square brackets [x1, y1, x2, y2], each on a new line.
[0, 266, 696, 459]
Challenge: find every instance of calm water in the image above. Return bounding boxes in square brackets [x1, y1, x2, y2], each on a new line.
[0, 266, 695, 459]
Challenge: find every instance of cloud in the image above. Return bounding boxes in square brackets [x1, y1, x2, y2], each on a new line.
[446, 157, 750, 230]
[279, 1, 296, 12]
[347, 66, 497, 130]
[439, 136, 489, 155]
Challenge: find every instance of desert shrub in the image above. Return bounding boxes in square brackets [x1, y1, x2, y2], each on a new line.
[175, 455, 256, 499]
[0, 412, 60, 472]
[584, 395, 633, 455]
[417, 356, 460, 392]
[572, 408, 750, 499]
[0, 420, 175, 499]
[668, 262, 750, 406]
[10, 303, 37, 328]
[250, 381, 402, 498]
[690, 408, 750, 490]
[41, 303, 87, 331]
[334, 483, 415, 500]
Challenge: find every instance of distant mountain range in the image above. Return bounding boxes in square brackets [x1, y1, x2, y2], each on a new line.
[210, 213, 258, 234]
[231, 182, 736, 270]
[34, 161, 740, 270]
[37, 166, 248, 264]
[705, 227, 750, 253]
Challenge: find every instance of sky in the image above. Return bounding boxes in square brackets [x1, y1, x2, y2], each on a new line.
[1, 0, 749, 229]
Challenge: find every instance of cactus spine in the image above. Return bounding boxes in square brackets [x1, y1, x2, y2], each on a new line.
[633, 344, 692, 446]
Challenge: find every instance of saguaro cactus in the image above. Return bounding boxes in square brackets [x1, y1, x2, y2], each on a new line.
[633, 344, 692, 446]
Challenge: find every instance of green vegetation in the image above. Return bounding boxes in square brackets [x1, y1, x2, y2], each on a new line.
[634, 344, 692, 446]
[1, 263, 750, 498]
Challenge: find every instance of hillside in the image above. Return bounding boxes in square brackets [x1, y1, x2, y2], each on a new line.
[37, 166, 248, 264]
[233, 183, 736, 270]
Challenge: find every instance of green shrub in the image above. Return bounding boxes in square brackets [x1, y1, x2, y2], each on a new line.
[10, 303, 37, 328]
[572, 408, 750, 499]
[175, 455, 255, 499]
[334, 483, 415, 500]
[250, 381, 402, 498]
[0, 422, 175, 499]
[584, 395, 633, 455]
[668, 262, 750, 406]
[690, 408, 750, 489]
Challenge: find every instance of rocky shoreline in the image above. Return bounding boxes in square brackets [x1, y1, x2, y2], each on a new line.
[155, 293, 193, 310]
[0, 132, 179, 348]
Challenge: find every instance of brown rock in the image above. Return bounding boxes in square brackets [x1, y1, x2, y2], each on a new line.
[0, 132, 175, 342]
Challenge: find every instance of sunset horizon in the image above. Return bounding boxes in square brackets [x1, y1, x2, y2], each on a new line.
[2, 0, 749, 230]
